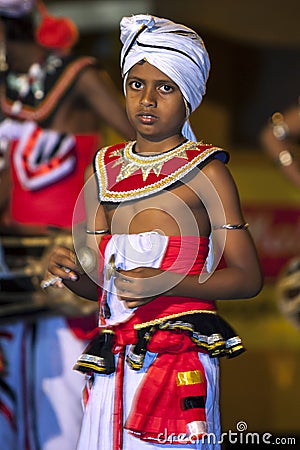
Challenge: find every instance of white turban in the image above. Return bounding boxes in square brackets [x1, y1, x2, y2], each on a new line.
[120, 14, 210, 141]
[0, 0, 35, 17]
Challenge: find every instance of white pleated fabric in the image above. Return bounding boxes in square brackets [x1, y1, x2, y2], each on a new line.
[102, 232, 168, 325]
[120, 14, 210, 141]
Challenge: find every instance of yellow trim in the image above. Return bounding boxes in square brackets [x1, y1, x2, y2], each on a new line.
[101, 329, 115, 335]
[75, 362, 106, 372]
[228, 344, 244, 353]
[127, 360, 143, 370]
[176, 370, 204, 386]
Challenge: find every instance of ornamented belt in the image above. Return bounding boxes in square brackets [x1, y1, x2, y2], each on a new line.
[73, 310, 244, 375]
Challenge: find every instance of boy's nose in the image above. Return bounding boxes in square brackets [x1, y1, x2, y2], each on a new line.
[140, 88, 156, 107]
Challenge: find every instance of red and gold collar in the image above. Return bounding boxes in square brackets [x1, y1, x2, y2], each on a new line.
[95, 140, 228, 202]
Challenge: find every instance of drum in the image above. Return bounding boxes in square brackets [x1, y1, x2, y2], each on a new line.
[0, 224, 97, 324]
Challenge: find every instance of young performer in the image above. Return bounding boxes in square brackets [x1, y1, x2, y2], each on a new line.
[46, 14, 263, 450]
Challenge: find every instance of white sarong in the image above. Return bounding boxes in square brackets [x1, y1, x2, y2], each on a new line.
[76, 233, 221, 450]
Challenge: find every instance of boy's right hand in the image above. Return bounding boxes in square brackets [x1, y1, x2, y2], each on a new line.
[41, 246, 79, 289]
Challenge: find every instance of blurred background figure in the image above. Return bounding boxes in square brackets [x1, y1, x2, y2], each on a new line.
[0, 1, 133, 449]
[260, 99, 300, 189]
[260, 98, 300, 334]
[0, 12, 10, 223]
[260, 99, 300, 392]
[0, 0, 134, 227]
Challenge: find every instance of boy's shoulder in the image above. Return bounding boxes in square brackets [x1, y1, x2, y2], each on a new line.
[94, 141, 229, 202]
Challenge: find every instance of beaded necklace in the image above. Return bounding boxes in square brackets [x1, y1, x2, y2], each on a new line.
[5, 55, 63, 115]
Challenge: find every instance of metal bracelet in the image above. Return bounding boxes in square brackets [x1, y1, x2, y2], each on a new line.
[213, 223, 249, 230]
[85, 228, 109, 235]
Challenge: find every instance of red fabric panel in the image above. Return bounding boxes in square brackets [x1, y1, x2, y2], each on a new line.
[10, 134, 100, 228]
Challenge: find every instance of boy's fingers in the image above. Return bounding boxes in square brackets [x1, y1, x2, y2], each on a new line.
[114, 271, 133, 283]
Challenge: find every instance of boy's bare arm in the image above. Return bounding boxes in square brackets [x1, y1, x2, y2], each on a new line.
[180, 159, 263, 299]
[45, 164, 108, 301]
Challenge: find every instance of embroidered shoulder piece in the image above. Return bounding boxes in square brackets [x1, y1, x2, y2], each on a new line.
[94, 140, 229, 202]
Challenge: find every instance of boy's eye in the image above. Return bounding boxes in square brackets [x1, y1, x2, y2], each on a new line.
[159, 84, 174, 93]
[129, 80, 143, 90]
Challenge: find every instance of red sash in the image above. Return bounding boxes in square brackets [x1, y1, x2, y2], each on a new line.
[99, 234, 215, 333]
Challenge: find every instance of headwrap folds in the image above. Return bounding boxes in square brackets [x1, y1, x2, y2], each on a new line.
[120, 14, 210, 141]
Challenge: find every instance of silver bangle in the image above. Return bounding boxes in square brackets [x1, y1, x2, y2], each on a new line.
[213, 223, 249, 230]
[85, 228, 109, 235]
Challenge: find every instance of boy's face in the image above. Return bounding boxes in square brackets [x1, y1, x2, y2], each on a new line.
[125, 61, 186, 142]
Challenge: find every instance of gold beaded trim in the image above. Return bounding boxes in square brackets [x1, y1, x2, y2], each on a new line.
[134, 309, 216, 330]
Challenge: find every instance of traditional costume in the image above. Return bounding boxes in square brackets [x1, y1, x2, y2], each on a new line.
[0, 51, 101, 227]
[74, 15, 244, 449]
[0, 3, 99, 449]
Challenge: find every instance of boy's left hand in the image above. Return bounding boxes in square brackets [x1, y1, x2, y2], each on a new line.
[114, 267, 165, 308]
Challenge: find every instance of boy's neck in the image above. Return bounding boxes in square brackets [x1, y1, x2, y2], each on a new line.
[135, 135, 186, 155]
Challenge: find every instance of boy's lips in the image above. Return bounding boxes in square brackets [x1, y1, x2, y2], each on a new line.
[137, 112, 158, 124]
